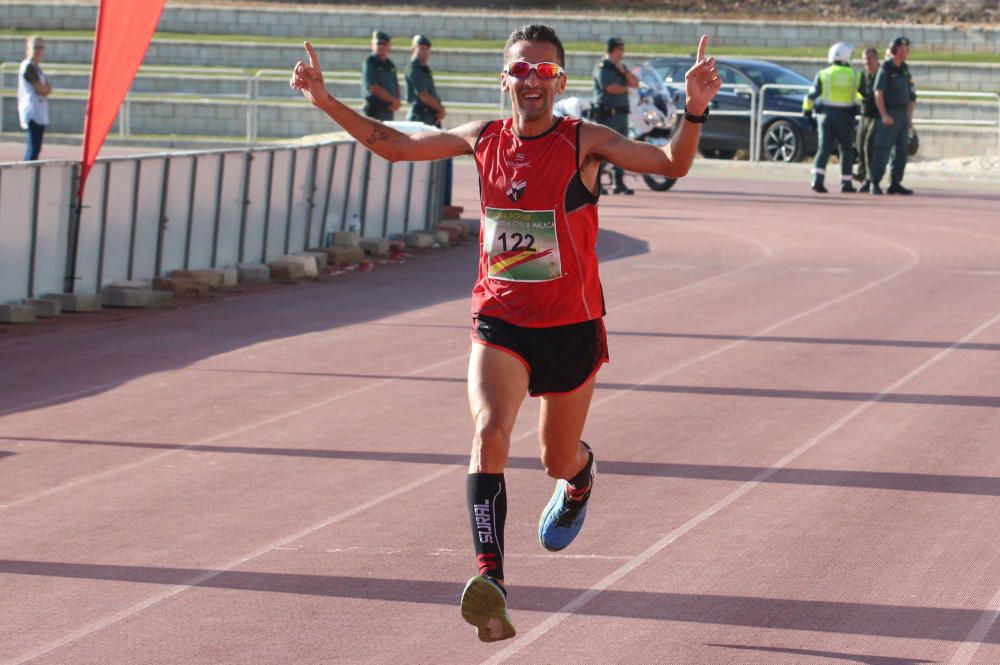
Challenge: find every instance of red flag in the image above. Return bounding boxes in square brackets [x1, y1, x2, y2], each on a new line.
[78, 0, 166, 198]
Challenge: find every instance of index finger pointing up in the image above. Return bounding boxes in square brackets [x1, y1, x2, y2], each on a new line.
[304, 41, 320, 69]
[696, 34, 708, 63]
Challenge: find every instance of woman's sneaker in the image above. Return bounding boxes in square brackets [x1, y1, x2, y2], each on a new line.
[460, 575, 516, 642]
[538, 454, 596, 552]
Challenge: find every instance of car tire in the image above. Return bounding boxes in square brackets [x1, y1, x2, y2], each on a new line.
[643, 174, 677, 191]
[762, 120, 804, 163]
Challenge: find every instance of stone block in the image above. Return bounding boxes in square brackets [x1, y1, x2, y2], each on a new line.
[268, 262, 308, 281]
[437, 220, 470, 239]
[332, 231, 361, 248]
[237, 262, 272, 283]
[0, 304, 35, 323]
[281, 255, 319, 277]
[102, 286, 174, 308]
[153, 276, 211, 298]
[107, 280, 151, 290]
[169, 269, 227, 288]
[321, 246, 366, 265]
[22, 298, 61, 318]
[359, 237, 390, 256]
[43, 293, 102, 312]
[404, 231, 435, 248]
[269, 255, 318, 279]
[299, 250, 329, 270]
[435, 225, 459, 245]
[388, 239, 407, 252]
[218, 268, 239, 286]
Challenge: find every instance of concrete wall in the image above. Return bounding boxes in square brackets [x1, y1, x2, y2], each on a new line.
[2, 1, 998, 55]
[2, 37, 999, 94]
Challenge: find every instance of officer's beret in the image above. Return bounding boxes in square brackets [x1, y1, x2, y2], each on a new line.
[412, 34, 432, 48]
[892, 36, 911, 49]
[606, 37, 625, 51]
[372, 30, 391, 43]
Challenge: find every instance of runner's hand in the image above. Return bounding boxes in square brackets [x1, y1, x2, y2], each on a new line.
[290, 41, 326, 106]
[684, 35, 722, 115]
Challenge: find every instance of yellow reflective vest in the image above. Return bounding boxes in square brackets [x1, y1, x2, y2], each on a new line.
[802, 64, 862, 112]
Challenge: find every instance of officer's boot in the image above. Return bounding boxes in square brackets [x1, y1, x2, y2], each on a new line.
[887, 181, 913, 195]
[810, 174, 827, 193]
[841, 178, 856, 193]
[612, 168, 634, 195]
[858, 180, 871, 193]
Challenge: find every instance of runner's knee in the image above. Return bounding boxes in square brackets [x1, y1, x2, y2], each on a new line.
[539, 444, 581, 480]
[472, 420, 512, 458]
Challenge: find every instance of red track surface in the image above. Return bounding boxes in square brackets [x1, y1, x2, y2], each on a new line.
[2, 157, 1000, 665]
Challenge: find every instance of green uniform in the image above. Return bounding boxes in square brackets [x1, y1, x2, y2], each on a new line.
[869, 59, 917, 187]
[592, 57, 631, 190]
[362, 54, 399, 121]
[405, 58, 440, 126]
[855, 69, 880, 183]
[803, 63, 863, 188]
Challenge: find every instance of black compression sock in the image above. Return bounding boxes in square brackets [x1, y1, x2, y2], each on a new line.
[568, 442, 594, 491]
[467, 473, 507, 587]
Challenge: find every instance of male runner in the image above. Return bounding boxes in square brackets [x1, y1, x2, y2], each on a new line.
[291, 24, 720, 643]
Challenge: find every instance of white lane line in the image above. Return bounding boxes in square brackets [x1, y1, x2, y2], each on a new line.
[3, 466, 455, 665]
[0, 354, 464, 510]
[949, 561, 1000, 664]
[482, 307, 1000, 665]
[0, 223, 772, 511]
[4, 223, 911, 659]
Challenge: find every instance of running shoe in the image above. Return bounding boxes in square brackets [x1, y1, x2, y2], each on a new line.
[538, 449, 596, 552]
[460, 575, 516, 642]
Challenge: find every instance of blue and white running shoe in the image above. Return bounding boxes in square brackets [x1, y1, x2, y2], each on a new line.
[538, 448, 596, 552]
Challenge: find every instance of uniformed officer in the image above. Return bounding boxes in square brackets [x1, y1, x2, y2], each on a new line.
[592, 37, 639, 195]
[362, 30, 401, 121]
[405, 34, 445, 127]
[802, 42, 863, 193]
[869, 36, 917, 195]
[854, 46, 881, 192]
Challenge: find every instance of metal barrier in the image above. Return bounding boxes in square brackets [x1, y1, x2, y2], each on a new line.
[0, 62, 585, 141]
[0, 137, 447, 303]
[753, 83, 1000, 164]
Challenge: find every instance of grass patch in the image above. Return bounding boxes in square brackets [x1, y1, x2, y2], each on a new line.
[1, 28, 997, 64]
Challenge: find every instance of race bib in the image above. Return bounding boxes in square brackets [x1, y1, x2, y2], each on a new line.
[483, 208, 562, 282]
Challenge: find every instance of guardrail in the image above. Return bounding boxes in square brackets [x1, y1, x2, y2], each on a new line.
[0, 135, 447, 303]
[0, 62, 596, 140]
[753, 83, 1000, 164]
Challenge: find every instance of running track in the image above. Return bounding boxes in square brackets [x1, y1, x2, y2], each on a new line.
[2, 158, 1000, 665]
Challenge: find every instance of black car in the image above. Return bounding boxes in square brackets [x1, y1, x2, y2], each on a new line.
[643, 57, 819, 162]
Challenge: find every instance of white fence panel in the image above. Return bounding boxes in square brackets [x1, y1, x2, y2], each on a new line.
[33, 164, 74, 297]
[215, 151, 247, 268]
[131, 158, 166, 280]
[264, 149, 293, 261]
[0, 165, 35, 302]
[75, 162, 107, 294]
[101, 160, 139, 284]
[160, 156, 196, 276]
[187, 154, 222, 270]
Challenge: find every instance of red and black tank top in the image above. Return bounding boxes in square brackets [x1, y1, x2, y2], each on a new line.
[471, 116, 603, 328]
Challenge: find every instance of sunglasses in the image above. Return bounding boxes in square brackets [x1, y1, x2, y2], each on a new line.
[504, 61, 564, 80]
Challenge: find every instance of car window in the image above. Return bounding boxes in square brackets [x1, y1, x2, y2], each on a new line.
[718, 66, 753, 89]
[658, 63, 691, 84]
[639, 66, 662, 89]
[742, 63, 811, 87]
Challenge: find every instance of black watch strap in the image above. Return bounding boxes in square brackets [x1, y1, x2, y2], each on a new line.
[684, 107, 710, 123]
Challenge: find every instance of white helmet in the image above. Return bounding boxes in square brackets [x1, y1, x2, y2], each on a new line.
[828, 42, 854, 64]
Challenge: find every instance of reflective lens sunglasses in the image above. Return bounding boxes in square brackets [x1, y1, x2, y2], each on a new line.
[504, 61, 564, 80]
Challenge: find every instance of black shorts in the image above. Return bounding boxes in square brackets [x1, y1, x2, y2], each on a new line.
[471, 314, 609, 396]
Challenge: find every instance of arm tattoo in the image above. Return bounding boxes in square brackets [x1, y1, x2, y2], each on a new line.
[365, 123, 390, 146]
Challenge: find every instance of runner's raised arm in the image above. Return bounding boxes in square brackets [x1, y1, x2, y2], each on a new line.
[291, 41, 480, 162]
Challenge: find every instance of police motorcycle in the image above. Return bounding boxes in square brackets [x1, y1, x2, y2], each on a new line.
[553, 73, 679, 192]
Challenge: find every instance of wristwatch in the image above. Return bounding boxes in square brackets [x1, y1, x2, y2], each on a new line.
[684, 107, 710, 123]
